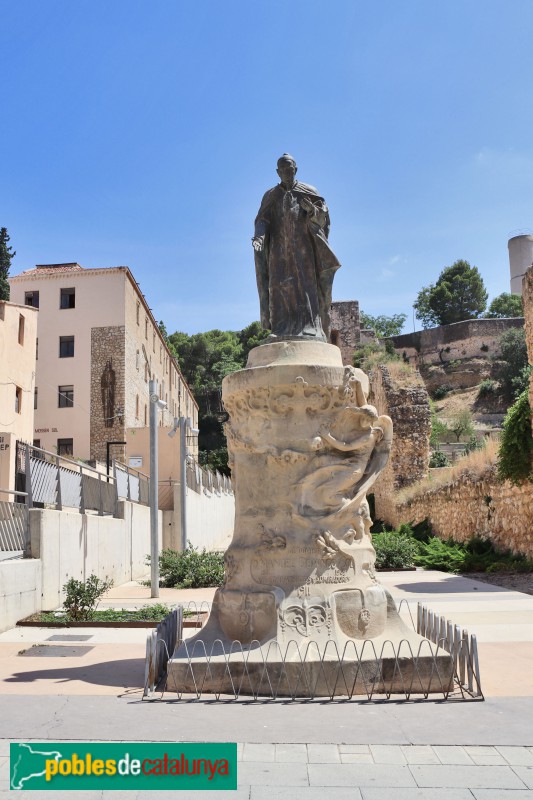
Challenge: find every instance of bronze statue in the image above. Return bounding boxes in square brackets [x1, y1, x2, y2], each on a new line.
[253, 154, 340, 341]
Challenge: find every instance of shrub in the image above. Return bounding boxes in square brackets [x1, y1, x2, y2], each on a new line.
[432, 384, 452, 400]
[156, 544, 225, 588]
[414, 537, 467, 573]
[497, 390, 533, 486]
[373, 525, 419, 569]
[477, 379, 498, 398]
[62, 575, 113, 621]
[429, 450, 449, 468]
[498, 328, 528, 400]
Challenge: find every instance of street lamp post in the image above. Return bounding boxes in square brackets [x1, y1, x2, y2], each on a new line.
[149, 379, 167, 598]
[169, 416, 199, 551]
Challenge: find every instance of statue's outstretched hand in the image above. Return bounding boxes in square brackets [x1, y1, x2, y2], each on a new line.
[252, 236, 265, 252]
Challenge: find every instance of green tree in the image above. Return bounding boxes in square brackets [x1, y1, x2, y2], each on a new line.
[498, 327, 530, 401]
[429, 400, 450, 447]
[485, 292, 523, 319]
[0, 228, 15, 301]
[414, 260, 488, 327]
[359, 312, 407, 338]
[168, 323, 268, 473]
[497, 390, 533, 485]
[448, 408, 475, 442]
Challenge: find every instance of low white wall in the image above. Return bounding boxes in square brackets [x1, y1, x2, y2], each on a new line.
[28, 500, 161, 613]
[163, 484, 234, 552]
[0, 558, 42, 633]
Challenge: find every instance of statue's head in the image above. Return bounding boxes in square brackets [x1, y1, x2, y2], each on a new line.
[276, 153, 297, 186]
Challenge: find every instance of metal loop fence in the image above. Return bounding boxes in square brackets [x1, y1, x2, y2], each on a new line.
[143, 600, 483, 703]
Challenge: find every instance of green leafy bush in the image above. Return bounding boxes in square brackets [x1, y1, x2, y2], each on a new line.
[414, 537, 467, 573]
[498, 328, 529, 400]
[429, 450, 449, 468]
[156, 544, 225, 588]
[373, 525, 419, 569]
[478, 379, 498, 398]
[497, 390, 533, 486]
[62, 575, 113, 621]
[433, 384, 452, 400]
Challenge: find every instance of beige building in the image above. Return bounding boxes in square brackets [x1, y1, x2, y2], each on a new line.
[0, 300, 38, 490]
[9, 263, 197, 469]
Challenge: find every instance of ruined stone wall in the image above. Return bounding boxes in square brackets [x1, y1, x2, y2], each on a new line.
[523, 266, 533, 431]
[370, 364, 431, 524]
[390, 465, 533, 560]
[90, 326, 126, 463]
[390, 317, 524, 363]
[330, 300, 360, 366]
[387, 318, 524, 393]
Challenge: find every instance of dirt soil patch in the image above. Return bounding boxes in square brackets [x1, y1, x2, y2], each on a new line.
[463, 572, 533, 596]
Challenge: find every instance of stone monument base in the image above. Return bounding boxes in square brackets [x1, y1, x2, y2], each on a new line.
[168, 339, 454, 698]
[168, 599, 454, 697]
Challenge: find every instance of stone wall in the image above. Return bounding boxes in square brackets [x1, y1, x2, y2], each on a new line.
[370, 364, 431, 524]
[523, 266, 533, 432]
[390, 464, 533, 560]
[386, 318, 524, 391]
[90, 326, 126, 463]
[330, 300, 360, 365]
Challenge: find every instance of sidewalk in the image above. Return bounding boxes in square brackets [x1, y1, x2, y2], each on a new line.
[1, 569, 533, 797]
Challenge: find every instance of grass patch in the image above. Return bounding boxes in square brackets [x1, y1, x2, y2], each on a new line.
[32, 603, 184, 625]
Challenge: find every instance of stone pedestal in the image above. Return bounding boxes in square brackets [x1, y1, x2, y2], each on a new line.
[169, 341, 453, 696]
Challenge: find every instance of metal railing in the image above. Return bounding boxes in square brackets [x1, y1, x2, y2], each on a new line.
[144, 606, 183, 699]
[144, 600, 483, 703]
[114, 460, 149, 506]
[15, 442, 150, 517]
[185, 458, 232, 496]
[0, 489, 29, 555]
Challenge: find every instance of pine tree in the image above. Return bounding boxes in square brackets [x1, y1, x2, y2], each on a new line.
[0, 228, 16, 301]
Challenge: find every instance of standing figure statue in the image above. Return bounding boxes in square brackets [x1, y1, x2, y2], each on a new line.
[253, 154, 341, 341]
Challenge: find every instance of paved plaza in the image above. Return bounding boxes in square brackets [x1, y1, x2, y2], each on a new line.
[1, 569, 533, 797]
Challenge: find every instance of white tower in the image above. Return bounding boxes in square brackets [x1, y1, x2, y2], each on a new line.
[508, 234, 533, 295]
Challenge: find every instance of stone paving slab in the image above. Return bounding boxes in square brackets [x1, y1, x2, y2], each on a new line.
[308, 763, 417, 787]
[360, 791, 474, 800]
[410, 764, 527, 789]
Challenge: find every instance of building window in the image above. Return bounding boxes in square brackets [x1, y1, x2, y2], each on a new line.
[34, 387, 38, 410]
[145, 317, 148, 340]
[144, 404, 147, 426]
[59, 335, 74, 357]
[36, 338, 38, 360]
[33, 439, 41, 449]
[136, 350, 140, 370]
[25, 291, 39, 308]
[153, 331, 156, 352]
[18, 314, 25, 345]
[160, 345, 162, 363]
[57, 438, 73, 457]
[136, 301, 140, 325]
[15, 386, 22, 414]
[60, 288, 75, 309]
[58, 385, 74, 408]
[136, 394, 139, 419]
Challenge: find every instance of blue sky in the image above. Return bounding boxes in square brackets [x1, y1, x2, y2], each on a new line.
[2, 1, 533, 334]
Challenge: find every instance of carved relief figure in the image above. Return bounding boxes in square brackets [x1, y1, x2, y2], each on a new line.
[101, 359, 116, 429]
[302, 404, 393, 522]
[252, 154, 340, 341]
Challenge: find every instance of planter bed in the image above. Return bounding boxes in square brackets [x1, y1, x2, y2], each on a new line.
[17, 612, 208, 629]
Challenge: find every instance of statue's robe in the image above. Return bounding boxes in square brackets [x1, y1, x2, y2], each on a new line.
[254, 180, 341, 341]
